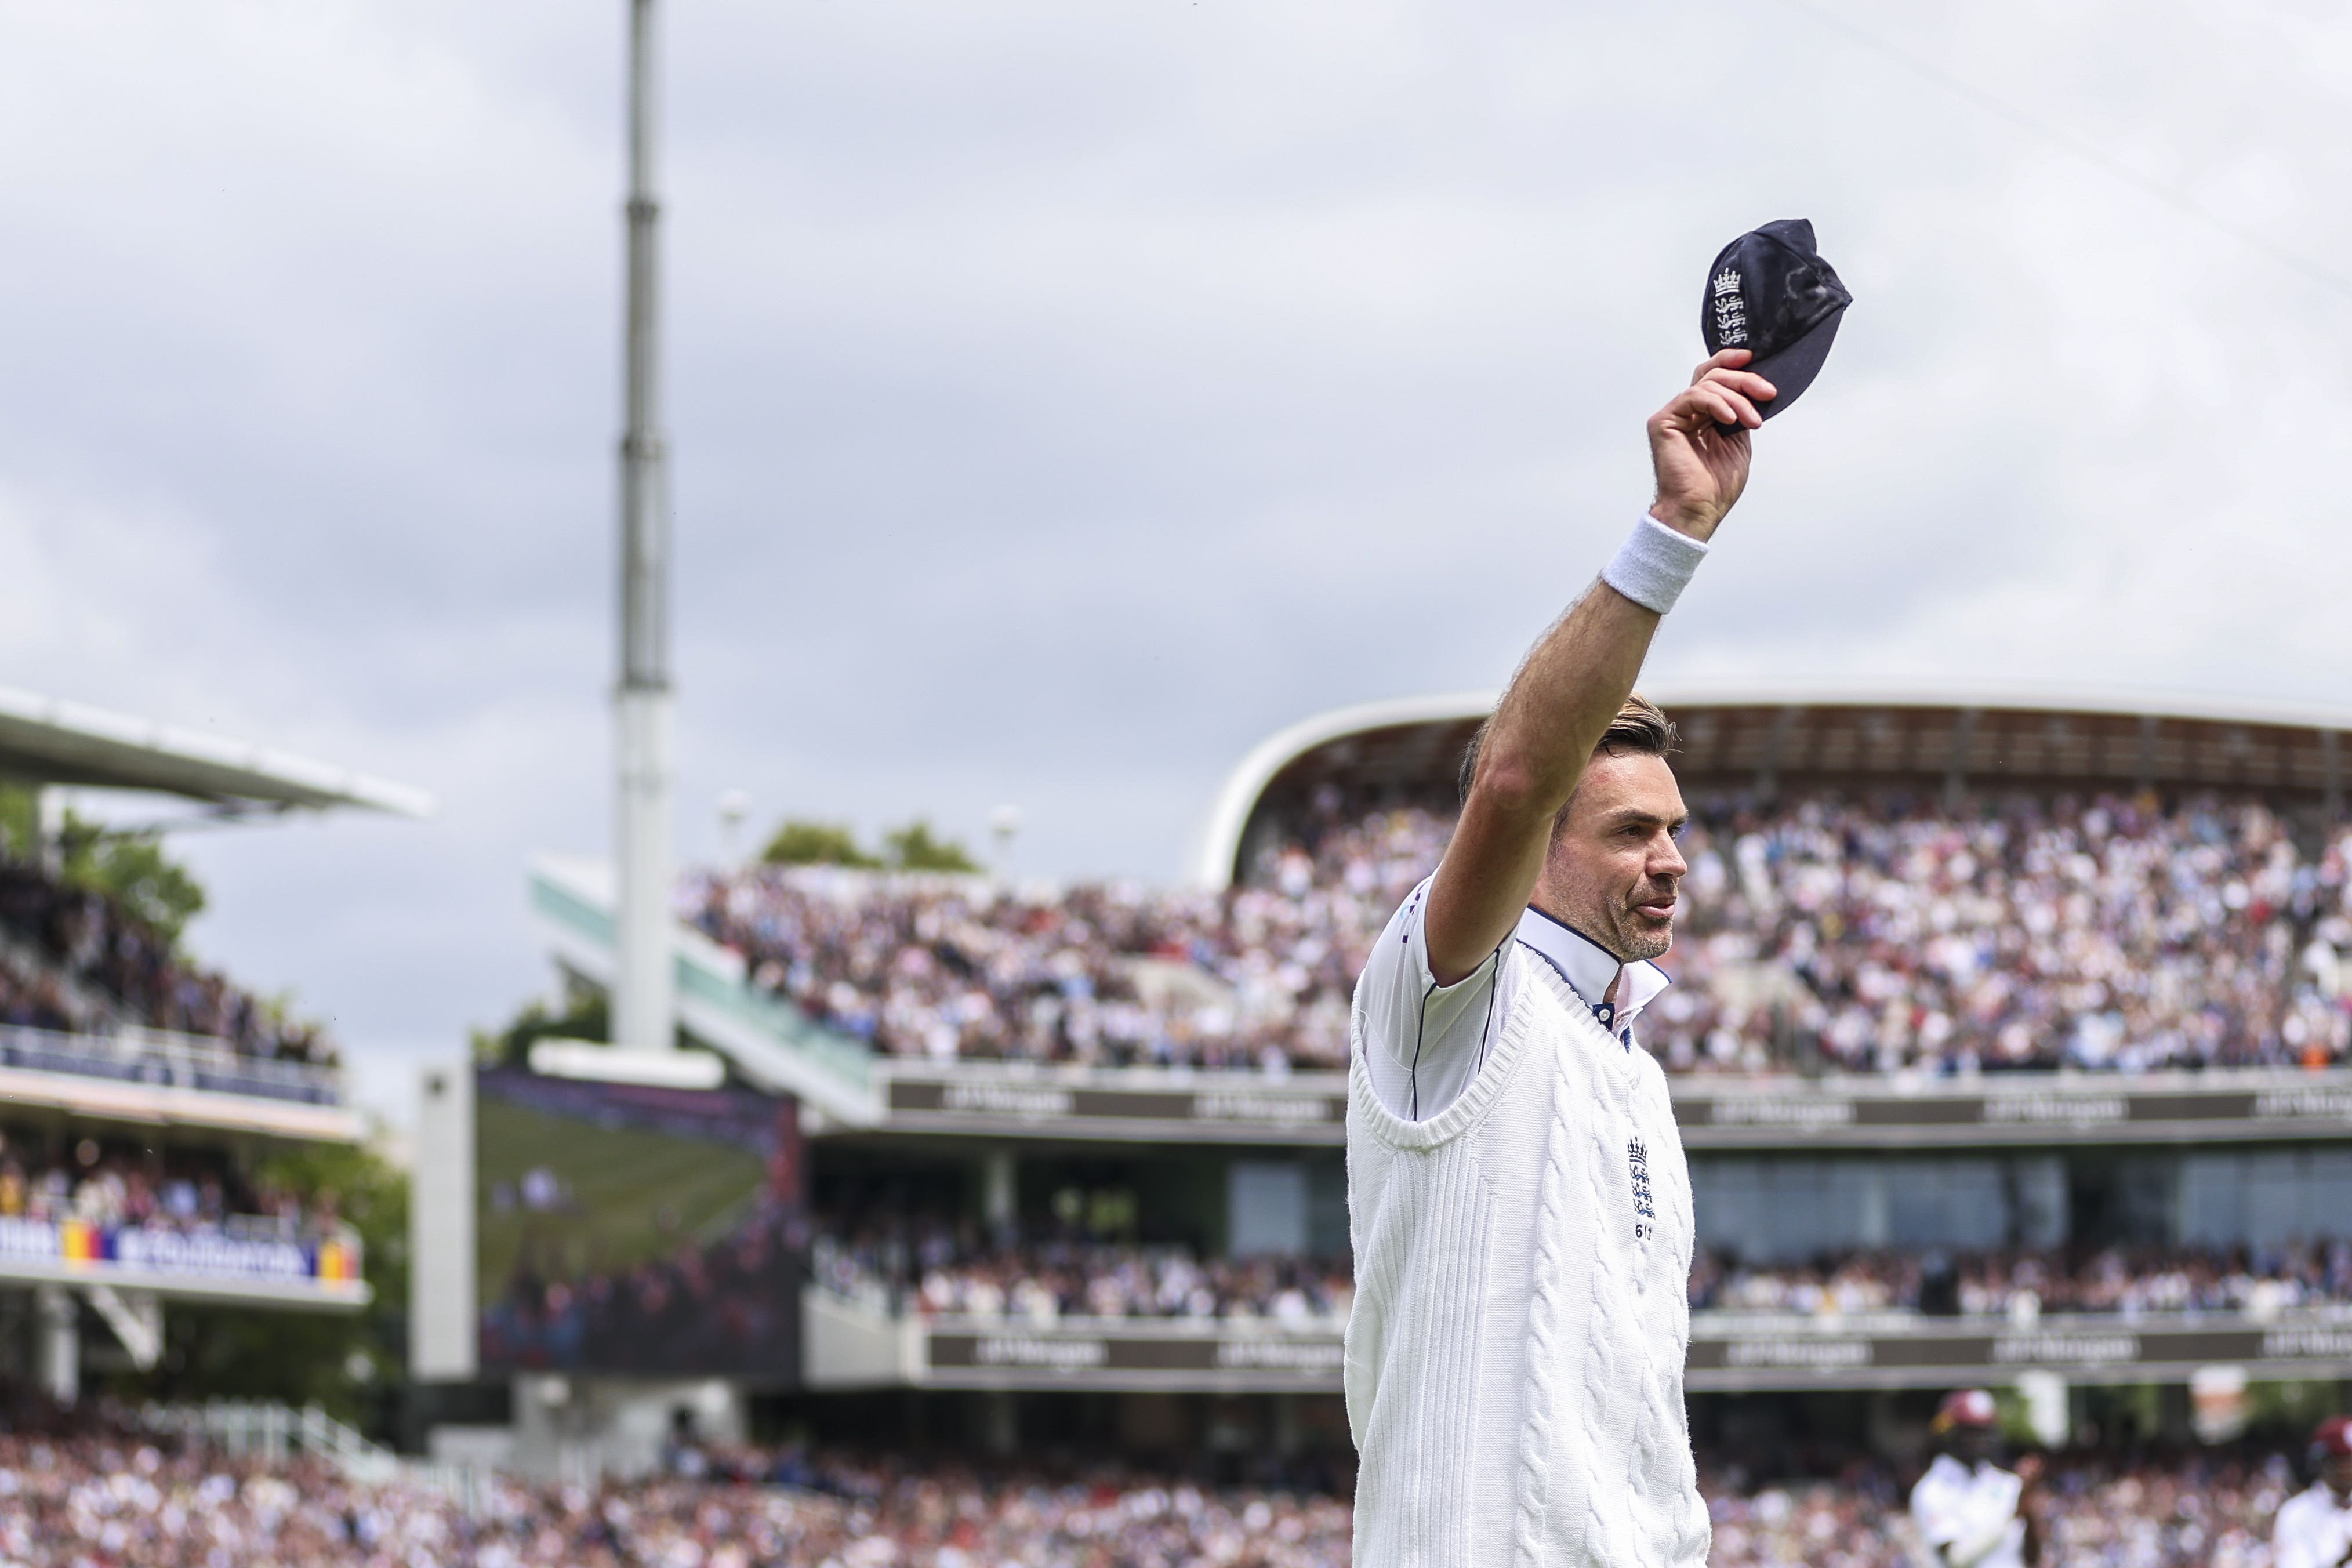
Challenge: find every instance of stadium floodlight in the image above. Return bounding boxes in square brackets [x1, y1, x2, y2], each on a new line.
[613, 0, 675, 1054]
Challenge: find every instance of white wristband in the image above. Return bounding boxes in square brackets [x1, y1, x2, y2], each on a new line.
[1600, 513, 1708, 614]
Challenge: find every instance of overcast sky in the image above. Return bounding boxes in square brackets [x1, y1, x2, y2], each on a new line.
[5, 0, 2351, 1126]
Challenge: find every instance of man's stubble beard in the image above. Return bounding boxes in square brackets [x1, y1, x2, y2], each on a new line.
[1596, 878, 1678, 964]
[1607, 907, 1673, 964]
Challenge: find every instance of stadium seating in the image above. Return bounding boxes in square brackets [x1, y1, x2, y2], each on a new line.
[805, 1226, 2352, 1324]
[1700, 1451, 2293, 1568]
[0, 1139, 332, 1241]
[1689, 1239, 2352, 1317]
[0, 863, 333, 1068]
[0, 1422, 2311, 1568]
[811, 1222, 1354, 1323]
[686, 791, 2352, 1077]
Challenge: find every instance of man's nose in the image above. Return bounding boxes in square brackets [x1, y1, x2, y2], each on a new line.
[1653, 834, 1688, 880]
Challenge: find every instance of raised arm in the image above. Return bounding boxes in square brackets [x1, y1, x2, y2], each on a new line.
[1422, 350, 1772, 983]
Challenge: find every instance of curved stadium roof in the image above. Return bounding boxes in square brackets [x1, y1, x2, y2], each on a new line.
[1193, 681, 2352, 888]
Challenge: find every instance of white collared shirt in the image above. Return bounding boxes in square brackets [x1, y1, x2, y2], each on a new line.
[1908, 1454, 2027, 1568]
[1359, 873, 1674, 1121]
[2274, 1482, 2352, 1568]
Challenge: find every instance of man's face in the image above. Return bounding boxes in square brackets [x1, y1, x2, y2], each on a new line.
[1952, 1425, 2001, 1467]
[1536, 750, 1690, 963]
[2324, 1452, 2352, 1498]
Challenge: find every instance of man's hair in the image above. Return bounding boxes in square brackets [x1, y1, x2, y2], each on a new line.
[1457, 694, 1678, 807]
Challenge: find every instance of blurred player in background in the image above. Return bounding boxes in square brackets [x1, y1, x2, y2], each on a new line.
[1909, 1388, 2042, 1568]
[2275, 1417, 2352, 1568]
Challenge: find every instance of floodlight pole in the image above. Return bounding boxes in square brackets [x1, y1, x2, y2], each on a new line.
[614, 0, 674, 1054]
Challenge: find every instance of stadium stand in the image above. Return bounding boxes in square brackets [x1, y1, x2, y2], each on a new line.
[447, 689, 2352, 1492]
[685, 788, 2352, 1077]
[1687, 1240, 2352, 1317]
[816, 1231, 2352, 1325]
[0, 863, 332, 1066]
[0, 687, 425, 1401]
[0, 1135, 336, 1239]
[811, 1223, 1353, 1324]
[0, 1414, 2329, 1568]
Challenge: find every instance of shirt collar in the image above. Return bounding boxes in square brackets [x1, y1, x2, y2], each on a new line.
[1513, 904, 1671, 1030]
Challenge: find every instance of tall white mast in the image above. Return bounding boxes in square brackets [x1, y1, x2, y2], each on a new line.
[613, 0, 674, 1052]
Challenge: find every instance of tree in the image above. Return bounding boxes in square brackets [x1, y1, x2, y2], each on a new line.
[883, 819, 981, 873]
[0, 789, 209, 948]
[761, 819, 880, 868]
[470, 983, 610, 1068]
[107, 1136, 411, 1436]
[0, 783, 34, 859]
[60, 823, 208, 945]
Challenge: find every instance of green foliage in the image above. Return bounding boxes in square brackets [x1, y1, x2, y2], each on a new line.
[107, 1137, 410, 1435]
[0, 784, 34, 859]
[883, 819, 981, 873]
[0, 789, 208, 948]
[60, 822, 208, 946]
[761, 819, 880, 868]
[471, 983, 609, 1068]
[761, 816, 982, 873]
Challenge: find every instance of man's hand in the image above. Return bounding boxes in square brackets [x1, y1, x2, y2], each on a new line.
[1646, 349, 1774, 541]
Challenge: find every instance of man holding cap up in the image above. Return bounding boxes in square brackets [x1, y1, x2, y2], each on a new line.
[1342, 222, 1845, 1568]
[2275, 1417, 2352, 1568]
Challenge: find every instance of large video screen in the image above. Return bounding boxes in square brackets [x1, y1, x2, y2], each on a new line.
[474, 1068, 804, 1380]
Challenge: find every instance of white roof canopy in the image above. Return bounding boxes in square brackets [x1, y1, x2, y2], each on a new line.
[1193, 680, 2352, 888]
[0, 684, 433, 819]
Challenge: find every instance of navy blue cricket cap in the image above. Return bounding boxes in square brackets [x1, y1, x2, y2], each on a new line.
[1702, 219, 1852, 420]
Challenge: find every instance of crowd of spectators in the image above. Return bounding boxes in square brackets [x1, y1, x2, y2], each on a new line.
[1701, 1448, 2294, 1568]
[1689, 1238, 2352, 1319]
[0, 952, 79, 1033]
[0, 862, 332, 1066]
[1661, 793, 2351, 1076]
[0, 1419, 2332, 1568]
[0, 1137, 329, 1241]
[810, 1223, 2352, 1326]
[812, 1218, 1352, 1323]
[687, 790, 2352, 1078]
[0, 1429, 1358, 1568]
[481, 1205, 805, 1376]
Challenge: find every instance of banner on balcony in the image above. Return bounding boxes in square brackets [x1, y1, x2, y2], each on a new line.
[0, 1215, 358, 1287]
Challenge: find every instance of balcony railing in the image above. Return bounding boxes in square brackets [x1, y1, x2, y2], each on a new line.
[0, 1021, 342, 1106]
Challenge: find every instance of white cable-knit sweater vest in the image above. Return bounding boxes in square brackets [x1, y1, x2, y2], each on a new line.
[1345, 952, 1709, 1568]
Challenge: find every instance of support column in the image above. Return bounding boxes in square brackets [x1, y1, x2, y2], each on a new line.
[981, 1148, 1017, 1244]
[84, 1286, 162, 1370]
[35, 1286, 77, 1406]
[35, 787, 64, 877]
[980, 1390, 1018, 1456]
[611, 0, 675, 1056]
